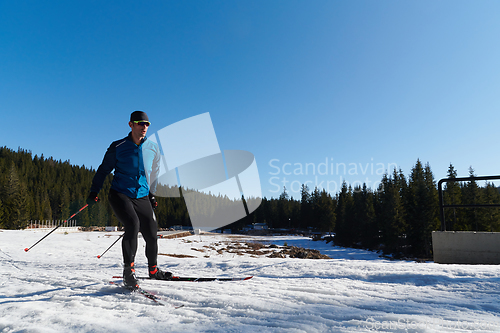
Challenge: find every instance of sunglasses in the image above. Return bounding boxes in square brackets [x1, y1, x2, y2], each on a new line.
[133, 121, 150, 127]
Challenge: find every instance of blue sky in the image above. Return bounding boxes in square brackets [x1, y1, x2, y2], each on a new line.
[2, 1, 500, 199]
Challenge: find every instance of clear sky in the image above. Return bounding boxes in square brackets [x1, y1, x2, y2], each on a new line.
[2, 1, 500, 199]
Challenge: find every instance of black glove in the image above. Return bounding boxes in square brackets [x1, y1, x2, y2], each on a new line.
[149, 192, 158, 209]
[86, 192, 99, 206]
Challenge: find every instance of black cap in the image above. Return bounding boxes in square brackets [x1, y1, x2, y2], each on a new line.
[130, 111, 150, 123]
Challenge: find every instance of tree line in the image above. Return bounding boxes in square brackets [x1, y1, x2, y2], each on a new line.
[2, 146, 500, 258]
[0, 147, 190, 229]
[236, 161, 500, 259]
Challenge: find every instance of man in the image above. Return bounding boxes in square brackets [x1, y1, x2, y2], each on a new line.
[87, 110, 171, 289]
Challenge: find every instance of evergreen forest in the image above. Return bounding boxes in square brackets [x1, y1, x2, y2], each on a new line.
[2, 146, 500, 259]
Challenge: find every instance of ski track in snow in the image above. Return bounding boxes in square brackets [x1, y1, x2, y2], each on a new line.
[1, 230, 500, 332]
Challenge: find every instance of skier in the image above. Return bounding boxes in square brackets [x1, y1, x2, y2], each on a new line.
[86, 110, 171, 289]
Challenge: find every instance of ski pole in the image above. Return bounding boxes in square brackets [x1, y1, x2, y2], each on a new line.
[24, 203, 89, 252]
[97, 233, 124, 258]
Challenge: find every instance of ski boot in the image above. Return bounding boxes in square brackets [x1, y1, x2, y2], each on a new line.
[123, 262, 139, 290]
[149, 264, 173, 280]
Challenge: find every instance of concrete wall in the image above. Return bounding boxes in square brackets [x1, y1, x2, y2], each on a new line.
[432, 231, 500, 264]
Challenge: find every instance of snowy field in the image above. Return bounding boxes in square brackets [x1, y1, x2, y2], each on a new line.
[1, 230, 500, 333]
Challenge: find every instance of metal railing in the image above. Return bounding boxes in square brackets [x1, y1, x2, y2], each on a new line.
[438, 175, 500, 231]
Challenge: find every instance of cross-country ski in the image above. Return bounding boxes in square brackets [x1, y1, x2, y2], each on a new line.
[112, 275, 253, 282]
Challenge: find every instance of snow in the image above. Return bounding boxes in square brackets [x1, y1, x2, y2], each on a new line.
[1, 230, 500, 332]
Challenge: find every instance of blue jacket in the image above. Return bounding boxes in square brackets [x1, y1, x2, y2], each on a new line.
[91, 133, 160, 198]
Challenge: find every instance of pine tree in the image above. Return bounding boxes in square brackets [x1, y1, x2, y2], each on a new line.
[443, 164, 463, 230]
[310, 187, 321, 229]
[3, 162, 29, 229]
[424, 162, 440, 237]
[479, 182, 500, 232]
[376, 169, 407, 256]
[351, 185, 364, 245]
[334, 182, 354, 246]
[300, 184, 312, 229]
[462, 166, 480, 231]
[358, 183, 377, 249]
[59, 185, 70, 220]
[405, 160, 439, 258]
[316, 189, 336, 232]
[41, 191, 53, 220]
[277, 187, 291, 228]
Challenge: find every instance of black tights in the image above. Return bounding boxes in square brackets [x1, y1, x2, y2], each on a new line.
[108, 189, 158, 267]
